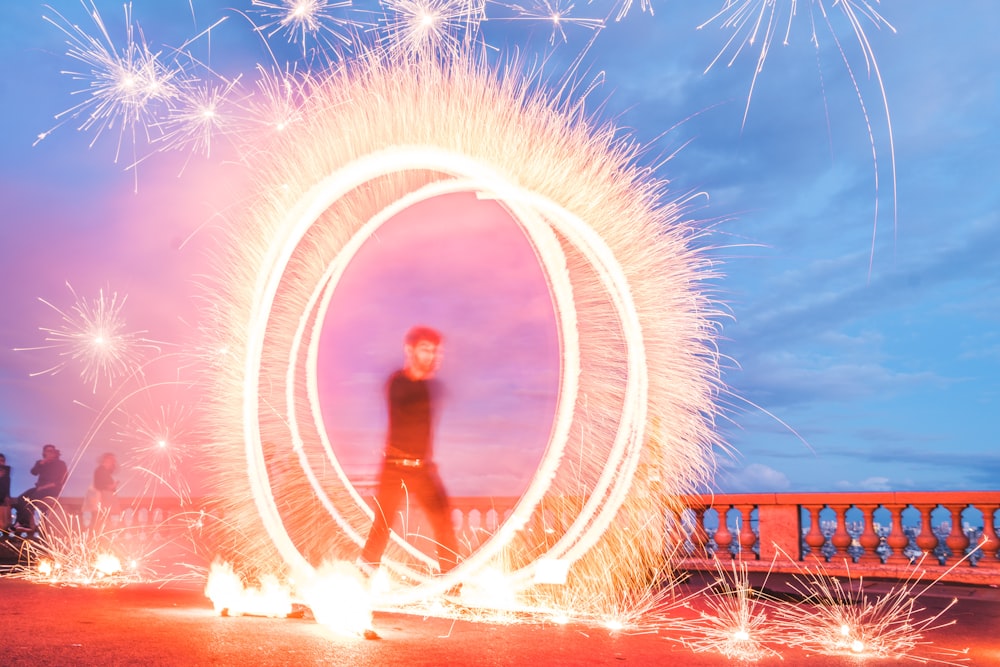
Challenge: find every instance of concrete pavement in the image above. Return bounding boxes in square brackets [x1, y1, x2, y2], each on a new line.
[0, 572, 997, 666]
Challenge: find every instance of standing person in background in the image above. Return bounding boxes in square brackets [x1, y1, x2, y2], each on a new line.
[0, 453, 11, 532]
[358, 325, 460, 582]
[86, 452, 119, 535]
[13, 444, 68, 532]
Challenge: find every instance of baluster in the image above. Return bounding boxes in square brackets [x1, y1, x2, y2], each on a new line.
[980, 505, 1000, 563]
[915, 503, 939, 560]
[857, 503, 881, 562]
[943, 503, 970, 566]
[885, 504, 909, 563]
[715, 505, 734, 559]
[735, 504, 758, 560]
[829, 504, 853, 560]
[691, 508, 710, 558]
[803, 505, 825, 560]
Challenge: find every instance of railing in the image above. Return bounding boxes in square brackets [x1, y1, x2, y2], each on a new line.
[24, 492, 1000, 585]
[672, 492, 1000, 585]
[8, 496, 204, 541]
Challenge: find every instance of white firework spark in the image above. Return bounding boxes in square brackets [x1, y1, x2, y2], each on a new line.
[771, 558, 971, 664]
[505, 1, 606, 45]
[116, 401, 197, 504]
[241, 64, 311, 136]
[37, 1, 182, 161]
[15, 283, 162, 393]
[250, 0, 357, 58]
[153, 74, 246, 161]
[380, 0, 484, 57]
[698, 0, 898, 269]
[671, 560, 784, 662]
[610, 0, 655, 22]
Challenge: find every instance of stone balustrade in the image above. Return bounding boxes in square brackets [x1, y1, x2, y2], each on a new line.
[673, 491, 1000, 585]
[33, 491, 1000, 585]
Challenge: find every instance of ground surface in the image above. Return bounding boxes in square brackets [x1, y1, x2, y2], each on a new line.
[0, 568, 997, 666]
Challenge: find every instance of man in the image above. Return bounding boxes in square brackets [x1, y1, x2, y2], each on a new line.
[14, 444, 68, 530]
[359, 325, 459, 577]
[0, 453, 11, 531]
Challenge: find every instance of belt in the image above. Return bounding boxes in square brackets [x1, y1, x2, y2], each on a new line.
[386, 458, 424, 468]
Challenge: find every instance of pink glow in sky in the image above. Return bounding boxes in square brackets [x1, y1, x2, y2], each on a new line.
[318, 192, 560, 497]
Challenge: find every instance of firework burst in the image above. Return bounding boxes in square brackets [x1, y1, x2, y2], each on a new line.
[153, 74, 246, 161]
[37, 1, 182, 161]
[671, 560, 785, 662]
[698, 0, 898, 269]
[115, 401, 197, 504]
[771, 558, 971, 664]
[5, 499, 148, 586]
[249, 0, 356, 58]
[15, 283, 162, 393]
[379, 0, 484, 57]
[504, 1, 606, 45]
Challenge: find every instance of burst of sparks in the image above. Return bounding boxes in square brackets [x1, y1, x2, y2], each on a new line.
[771, 559, 971, 664]
[116, 402, 196, 503]
[153, 75, 245, 160]
[250, 0, 356, 58]
[698, 0, 898, 271]
[4, 500, 144, 586]
[38, 1, 182, 161]
[380, 0, 483, 57]
[3, 498, 212, 588]
[506, 1, 605, 45]
[15, 283, 161, 393]
[671, 560, 784, 661]
[241, 64, 311, 136]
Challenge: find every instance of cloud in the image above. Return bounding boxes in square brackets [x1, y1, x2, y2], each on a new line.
[716, 462, 791, 494]
[835, 476, 894, 492]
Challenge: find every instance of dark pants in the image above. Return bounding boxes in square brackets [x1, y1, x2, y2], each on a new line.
[361, 461, 459, 573]
[14, 488, 55, 528]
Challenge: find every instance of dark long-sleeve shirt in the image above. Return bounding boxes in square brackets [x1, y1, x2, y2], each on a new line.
[384, 370, 441, 460]
[30, 458, 68, 496]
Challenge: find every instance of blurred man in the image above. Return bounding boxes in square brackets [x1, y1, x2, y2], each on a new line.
[359, 325, 459, 578]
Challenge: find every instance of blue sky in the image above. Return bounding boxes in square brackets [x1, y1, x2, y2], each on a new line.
[0, 2, 997, 498]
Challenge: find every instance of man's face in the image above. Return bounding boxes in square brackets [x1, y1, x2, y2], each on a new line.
[43, 447, 57, 460]
[405, 339, 442, 380]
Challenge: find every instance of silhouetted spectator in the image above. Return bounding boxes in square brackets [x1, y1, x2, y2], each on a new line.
[14, 444, 68, 531]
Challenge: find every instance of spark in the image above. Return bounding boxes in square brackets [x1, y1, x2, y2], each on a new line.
[3, 499, 145, 586]
[153, 74, 245, 160]
[612, 0, 655, 22]
[250, 0, 356, 58]
[770, 558, 971, 664]
[204, 560, 294, 617]
[380, 0, 484, 57]
[698, 0, 898, 271]
[115, 402, 197, 504]
[38, 1, 182, 162]
[15, 283, 161, 393]
[240, 65, 311, 137]
[671, 560, 784, 662]
[505, 1, 605, 44]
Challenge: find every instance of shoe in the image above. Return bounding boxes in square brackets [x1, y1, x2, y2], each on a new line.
[354, 557, 377, 578]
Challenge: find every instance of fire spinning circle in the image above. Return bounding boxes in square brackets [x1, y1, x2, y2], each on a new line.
[210, 54, 721, 605]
